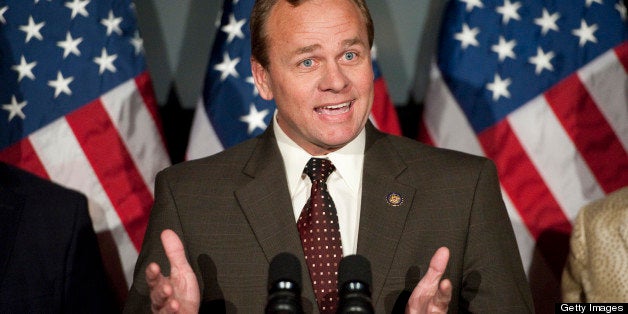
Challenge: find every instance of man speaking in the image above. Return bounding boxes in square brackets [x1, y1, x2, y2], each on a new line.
[124, 0, 533, 312]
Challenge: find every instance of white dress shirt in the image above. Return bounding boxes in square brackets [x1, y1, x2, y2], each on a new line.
[273, 112, 364, 256]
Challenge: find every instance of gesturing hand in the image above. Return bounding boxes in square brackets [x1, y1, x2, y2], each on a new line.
[405, 247, 452, 314]
[145, 229, 201, 313]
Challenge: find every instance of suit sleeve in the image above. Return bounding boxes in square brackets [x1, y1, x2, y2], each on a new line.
[462, 160, 534, 313]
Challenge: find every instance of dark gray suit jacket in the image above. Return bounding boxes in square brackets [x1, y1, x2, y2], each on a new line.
[0, 162, 116, 313]
[125, 123, 533, 313]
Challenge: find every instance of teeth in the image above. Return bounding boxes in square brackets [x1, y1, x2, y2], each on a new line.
[323, 102, 350, 109]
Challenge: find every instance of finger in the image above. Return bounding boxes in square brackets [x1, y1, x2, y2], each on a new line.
[146, 262, 163, 288]
[150, 280, 173, 311]
[422, 247, 450, 287]
[161, 229, 189, 270]
[434, 278, 452, 308]
[405, 247, 451, 313]
[165, 299, 180, 313]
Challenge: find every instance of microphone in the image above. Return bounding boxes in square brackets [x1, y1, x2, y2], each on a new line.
[336, 254, 374, 314]
[266, 252, 303, 314]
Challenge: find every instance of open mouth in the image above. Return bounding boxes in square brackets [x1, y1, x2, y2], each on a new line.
[315, 100, 353, 115]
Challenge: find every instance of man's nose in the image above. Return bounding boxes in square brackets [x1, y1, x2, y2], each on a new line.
[318, 62, 350, 93]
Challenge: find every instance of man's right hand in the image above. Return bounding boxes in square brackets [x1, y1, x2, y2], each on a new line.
[146, 229, 201, 313]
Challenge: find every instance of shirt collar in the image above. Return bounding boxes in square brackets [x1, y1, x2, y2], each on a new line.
[273, 110, 365, 195]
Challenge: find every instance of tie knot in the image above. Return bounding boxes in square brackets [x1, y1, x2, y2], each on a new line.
[304, 158, 335, 183]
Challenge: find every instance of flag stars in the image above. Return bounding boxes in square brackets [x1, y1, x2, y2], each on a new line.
[529, 47, 555, 75]
[572, 19, 598, 47]
[239, 103, 269, 134]
[221, 13, 246, 43]
[214, 52, 240, 81]
[101, 10, 123, 36]
[454, 23, 480, 49]
[65, 0, 90, 19]
[94, 48, 118, 74]
[585, 0, 603, 7]
[491, 36, 516, 62]
[245, 76, 259, 96]
[460, 0, 484, 12]
[130, 31, 144, 55]
[486, 74, 511, 101]
[48, 71, 74, 98]
[57, 32, 83, 59]
[615, 2, 626, 21]
[19, 16, 45, 43]
[496, 0, 521, 25]
[0, 6, 7, 24]
[534, 9, 560, 36]
[12, 56, 37, 82]
[2, 96, 27, 122]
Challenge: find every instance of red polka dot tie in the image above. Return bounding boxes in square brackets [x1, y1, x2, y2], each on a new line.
[297, 158, 343, 314]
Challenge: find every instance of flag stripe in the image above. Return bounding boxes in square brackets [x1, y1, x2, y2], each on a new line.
[545, 74, 628, 193]
[479, 121, 572, 239]
[579, 44, 628, 152]
[617, 41, 628, 71]
[417, 121, 434, 146]
[501, 190, 535, 275]
[186, 98, 225, 160]
[135, 72, 167, 148]
[27, 116, 138, 285]
[65, 99, 152, 251]
[508, 95, 605, 222]
[0, 139, 49, 179]
[371, 78, 402, 136]
[100, 76, 170, 196]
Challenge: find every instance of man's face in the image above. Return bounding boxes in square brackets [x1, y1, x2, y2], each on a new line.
[252, 0, 374, 155]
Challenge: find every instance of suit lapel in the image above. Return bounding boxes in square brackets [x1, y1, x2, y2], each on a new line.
[357, 124, 415, 307]
[234, 128, 317, 303]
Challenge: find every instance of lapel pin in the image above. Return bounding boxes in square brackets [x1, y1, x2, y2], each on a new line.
[386, 193, 403, 206]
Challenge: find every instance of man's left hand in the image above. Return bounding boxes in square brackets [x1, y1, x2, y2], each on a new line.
[405, 247, 452, 314]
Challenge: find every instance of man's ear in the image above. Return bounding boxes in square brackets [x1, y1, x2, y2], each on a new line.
[251, 58, 273, 100]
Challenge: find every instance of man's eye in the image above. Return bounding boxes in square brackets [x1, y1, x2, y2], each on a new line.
[344, 52, 356, 60]
[301, 59, 313, 67]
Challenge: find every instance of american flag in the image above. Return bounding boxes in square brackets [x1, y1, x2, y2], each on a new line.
[186, 0, 401, 160]
[0, 0, 170, 292]
[420, 0, 627, 311]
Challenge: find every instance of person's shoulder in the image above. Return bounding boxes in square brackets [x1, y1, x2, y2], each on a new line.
[601, 186, 628, 212]
[380, 133, 490, 166]
[580, 186, 628, 228]
[0, 162, 85, 203]
[158, 135, 263, 178]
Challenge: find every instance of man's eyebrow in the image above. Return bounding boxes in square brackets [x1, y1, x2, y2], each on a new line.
[342, 37, 365, 48]
[292, 37, 366, 56]
[294, 44, 322, 55]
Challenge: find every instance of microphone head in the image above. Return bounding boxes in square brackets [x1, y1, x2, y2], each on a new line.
[337, 255, 374, 314]
[338, 254, 372, 294]
[266, 253, 303, 314]
[268, 252, 302, 292]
